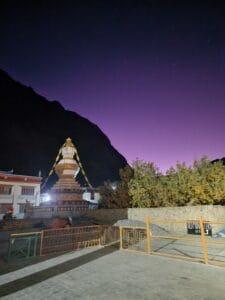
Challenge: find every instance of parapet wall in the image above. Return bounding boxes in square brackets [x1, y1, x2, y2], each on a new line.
[27, 205, 225, 234]
[128, 205, 225, 234]
[28, 207, 128, 224]
[128, 205, 225, 222]
[81, 209, 128, 224]
[80, 206, 225, 234]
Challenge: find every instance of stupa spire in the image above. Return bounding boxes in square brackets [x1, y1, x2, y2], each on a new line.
[54, 137, 80, 180]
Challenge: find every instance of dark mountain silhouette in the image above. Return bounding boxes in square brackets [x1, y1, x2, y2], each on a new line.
[0, 69, 127, 188]
[212, 158, 225, 166]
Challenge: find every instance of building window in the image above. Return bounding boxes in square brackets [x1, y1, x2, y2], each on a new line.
[0, 185, 12, 195]
[21, 186, 35, 195]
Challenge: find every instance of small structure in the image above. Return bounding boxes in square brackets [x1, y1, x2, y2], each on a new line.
[83, 187, 100, 208]
[0, 171, 41, 219]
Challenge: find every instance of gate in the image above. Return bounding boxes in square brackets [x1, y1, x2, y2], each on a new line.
[120, 217, 225, 267]
[100, 225, 120, 245]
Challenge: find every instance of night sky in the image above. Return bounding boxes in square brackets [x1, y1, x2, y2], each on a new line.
[1, 1, 225, 171]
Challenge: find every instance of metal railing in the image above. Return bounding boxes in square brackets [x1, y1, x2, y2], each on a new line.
[6, 225, 119, 260]
[119, 217, 225, 267]
[7, 231, 41, 261]
[40, 225, 102, 255]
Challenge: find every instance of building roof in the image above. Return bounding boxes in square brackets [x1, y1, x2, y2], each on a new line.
[0, 172, 42, 184]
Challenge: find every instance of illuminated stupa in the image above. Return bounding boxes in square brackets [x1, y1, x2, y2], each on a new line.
[50, 137, 88, 208]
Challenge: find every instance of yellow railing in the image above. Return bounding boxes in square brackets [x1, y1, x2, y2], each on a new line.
[40, 225, 102, 255]
[39, 225, 119, 256]
[119, 217, 225, 267]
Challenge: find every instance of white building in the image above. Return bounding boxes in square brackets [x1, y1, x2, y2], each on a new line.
[0, 171, 42, 219]
[82, 188, 100, 208]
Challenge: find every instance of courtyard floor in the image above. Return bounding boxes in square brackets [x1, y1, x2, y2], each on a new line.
[1, 245, 225, 299]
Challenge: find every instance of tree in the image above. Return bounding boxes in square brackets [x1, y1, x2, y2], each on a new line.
[191, 157, 225, 205]
[165, 163, 196, 206]
[128, 157, 225, 207]
[128, 160, 166, 207]
[99, 165, 133, 208]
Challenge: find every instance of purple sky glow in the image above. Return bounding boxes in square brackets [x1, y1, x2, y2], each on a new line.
[1, 1, 225, 171]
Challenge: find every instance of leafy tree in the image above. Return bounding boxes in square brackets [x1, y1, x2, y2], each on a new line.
[128, 157, 225, 207]
[191, 157, 225, 205]
[165, 163, 195, 206]
[128, 160, 166, 207]
[99, 165, 133, 208]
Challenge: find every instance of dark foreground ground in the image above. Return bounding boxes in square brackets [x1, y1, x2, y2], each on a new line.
[1, 244, 225, 299]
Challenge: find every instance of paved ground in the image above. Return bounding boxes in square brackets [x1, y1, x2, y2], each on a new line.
[0, 246, 103, 285]
[1, 245, 225, 299]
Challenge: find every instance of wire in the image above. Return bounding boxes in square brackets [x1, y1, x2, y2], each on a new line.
[41, 143, 65, 190]
[73, 145, 93, 188]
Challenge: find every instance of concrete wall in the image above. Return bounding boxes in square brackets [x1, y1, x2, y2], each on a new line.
[128, 205, 225, 234]
[23, 205, 225, 234]
[28, 207, 128, 223]
[128, 205, 225, 221]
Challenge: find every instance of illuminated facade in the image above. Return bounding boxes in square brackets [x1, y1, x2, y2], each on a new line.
[0, 172, 41, 219]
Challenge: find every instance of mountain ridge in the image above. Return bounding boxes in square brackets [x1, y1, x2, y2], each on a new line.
[0, 69, 127, 188]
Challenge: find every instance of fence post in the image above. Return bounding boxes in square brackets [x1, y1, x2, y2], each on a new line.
[39, 230, 44, 256]
[7, 237, 13, 262]
[101, 225, 106, 246]
[199, 217, 208, 264]
[99, 226, 102, 246]
[27, 236, 31, 258]
[34, 233, 38, 257]
[146, 216, 152, 254]
[119, 226, 123, 250]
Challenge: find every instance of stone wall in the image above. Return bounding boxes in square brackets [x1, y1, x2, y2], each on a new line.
[128, 205, 225, 221]
[128, 205, 225, 234]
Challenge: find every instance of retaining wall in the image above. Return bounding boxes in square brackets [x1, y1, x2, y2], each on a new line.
[28, 207, 128, 224]
[26, 205, 225, 234]
[128, 205, 225, 222]
[80, 209, 128, 224]
[128, 205, 225, 234]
